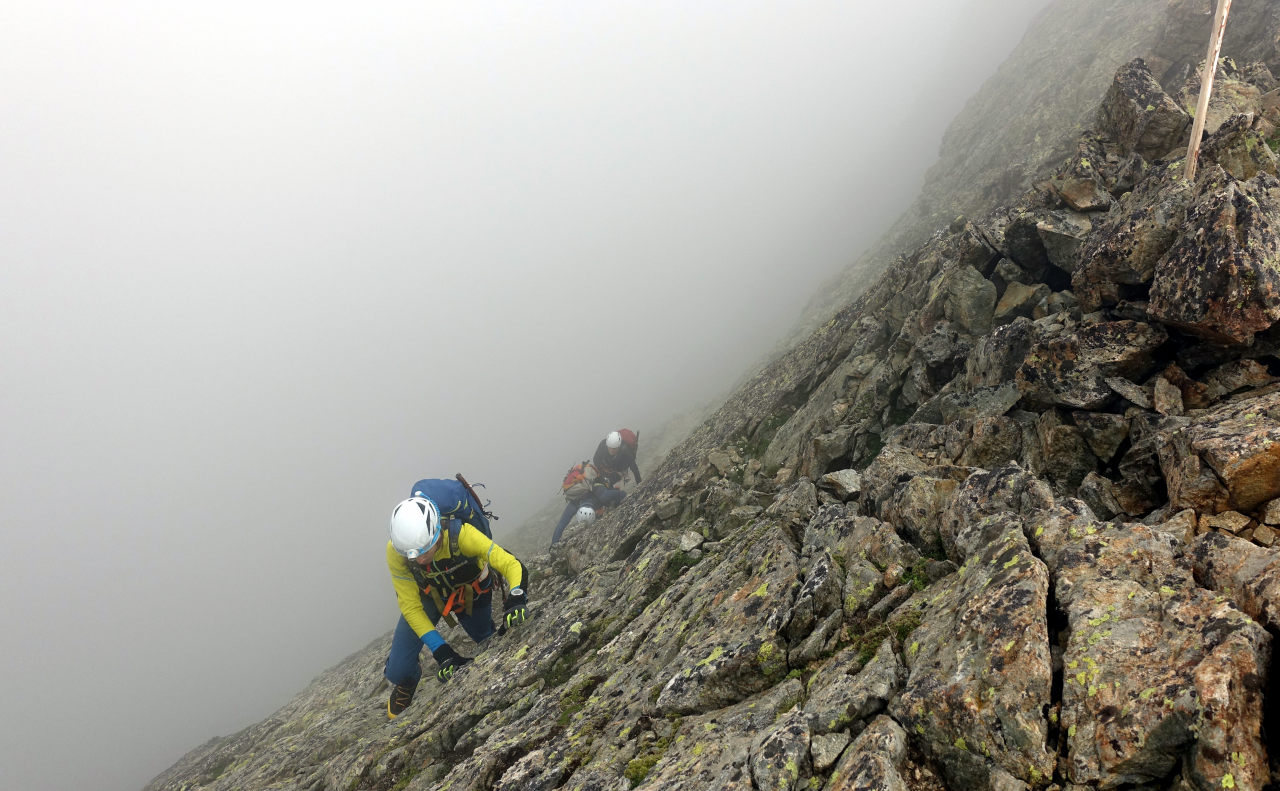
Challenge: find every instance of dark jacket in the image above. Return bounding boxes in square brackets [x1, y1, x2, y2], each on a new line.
[593, 439, 641, 485]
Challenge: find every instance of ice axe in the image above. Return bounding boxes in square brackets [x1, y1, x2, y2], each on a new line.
[455, 472, 498, 522]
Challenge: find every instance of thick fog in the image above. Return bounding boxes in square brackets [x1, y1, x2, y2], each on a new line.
[0, 3, 1053, 790]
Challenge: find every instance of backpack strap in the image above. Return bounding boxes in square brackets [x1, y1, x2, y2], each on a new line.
[445, 518, 463, 556]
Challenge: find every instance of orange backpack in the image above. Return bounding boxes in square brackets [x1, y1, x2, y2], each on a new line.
[561, 461, 598, 500]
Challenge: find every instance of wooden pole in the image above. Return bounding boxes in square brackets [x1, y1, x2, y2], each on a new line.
[1184, 0, 1233, 181]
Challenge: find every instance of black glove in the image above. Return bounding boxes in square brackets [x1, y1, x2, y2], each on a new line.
[503, 586, 529, 629]
[431, 643, 472, 683]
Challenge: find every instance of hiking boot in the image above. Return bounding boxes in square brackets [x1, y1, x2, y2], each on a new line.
[387, 682, 417, 719]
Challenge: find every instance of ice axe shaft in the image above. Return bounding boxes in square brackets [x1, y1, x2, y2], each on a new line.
[455, 472, 498, 520]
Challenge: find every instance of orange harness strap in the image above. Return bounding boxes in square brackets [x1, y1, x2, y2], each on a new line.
[438, 577, 491, 619]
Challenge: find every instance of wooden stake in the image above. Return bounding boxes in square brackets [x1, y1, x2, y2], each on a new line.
[1184, 0, 1233, 181]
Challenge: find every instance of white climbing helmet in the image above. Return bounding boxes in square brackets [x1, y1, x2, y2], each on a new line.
[574, 505, 597, 525]
[390, 497, 441, 558]
[606, 431, 622, 450]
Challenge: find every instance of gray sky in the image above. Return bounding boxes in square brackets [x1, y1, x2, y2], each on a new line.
[0, 3, 1052, 790]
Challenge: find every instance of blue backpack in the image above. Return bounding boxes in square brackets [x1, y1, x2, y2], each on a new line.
[410, 474, 496, 539]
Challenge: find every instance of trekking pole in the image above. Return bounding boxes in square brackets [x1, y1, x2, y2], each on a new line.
[455, 473, 498, 520]
[1184, 0, 1233, 181]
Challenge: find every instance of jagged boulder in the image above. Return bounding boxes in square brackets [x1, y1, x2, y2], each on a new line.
[652, 523, 799, 716]
[890, 509, 1055, 789]
[1072, 161, 1194, 311]
[1016, 319, 1168, 409]
[1202, 358, 1276, 402]
[1199, 111, 1280, 180]
[1097, 58, 1191, 159]
[1191, 530, 1280, 631]
[635, 679, 806, 790]
[1051, 522, 1272, 791]
[994, 281, 1051, 325]
[918, 263, 998, 337]
[1049, 133, 1143, 209]
[822, 715, 918, 791]
[1072, 410, 1130, 462]
[1158, 385, 1280, 513]
[805, 639, 904, 736]
[1148, 168, 1280, 344]
[817, 468, 862, 501]
[1176, 57, 1267, 137]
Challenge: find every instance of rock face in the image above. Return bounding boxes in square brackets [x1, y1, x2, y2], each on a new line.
[147, 9, 1280, 791]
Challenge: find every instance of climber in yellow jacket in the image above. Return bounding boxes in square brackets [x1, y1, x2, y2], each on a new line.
[383, 496, 529, 718]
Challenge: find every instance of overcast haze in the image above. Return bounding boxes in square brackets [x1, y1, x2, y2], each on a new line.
[1, 3, 1053, 790]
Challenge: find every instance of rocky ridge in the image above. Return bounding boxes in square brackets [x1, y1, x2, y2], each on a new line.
[147, 26, 1280, 791]
[810, 0, 1280, 334]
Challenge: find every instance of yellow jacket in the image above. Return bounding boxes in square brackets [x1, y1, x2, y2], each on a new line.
[386, 522, 525, 639]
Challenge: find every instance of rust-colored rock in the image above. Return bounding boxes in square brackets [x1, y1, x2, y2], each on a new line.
[1160, 387, 1280, 513]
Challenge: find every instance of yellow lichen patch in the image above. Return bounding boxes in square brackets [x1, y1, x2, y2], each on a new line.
[731, 577, 765, 602]
[698, 646, 726, 667]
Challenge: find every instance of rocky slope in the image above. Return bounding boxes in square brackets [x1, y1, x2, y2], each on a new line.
[810, 0, 1280, 331]
[147, 12, 1280, 791]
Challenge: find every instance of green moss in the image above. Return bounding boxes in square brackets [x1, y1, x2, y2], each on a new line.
[624, 754, 660, 787]
[891, 611, 923, 643]
[389, 767, 420, 791]
[557, 675, 603, 727]
[737, 410, 794, 459]
[666, 550, 702, 578]
[625, 717, 682, 787]
[902, 559, 931, 591]
[199, 754, 236, 784]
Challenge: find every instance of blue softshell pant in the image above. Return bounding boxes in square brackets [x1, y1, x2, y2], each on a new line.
[384, 585, 495, 687]
[550, 486, 626, 546]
